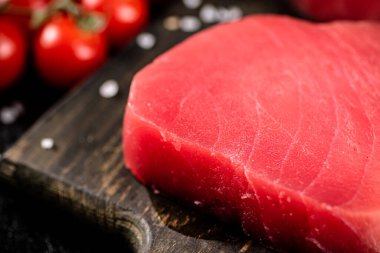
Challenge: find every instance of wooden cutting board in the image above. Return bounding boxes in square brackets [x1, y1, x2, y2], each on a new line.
[0, 1, 292, 252]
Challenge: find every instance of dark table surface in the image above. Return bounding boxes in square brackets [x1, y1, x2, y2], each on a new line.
[0, 68, 134, 252]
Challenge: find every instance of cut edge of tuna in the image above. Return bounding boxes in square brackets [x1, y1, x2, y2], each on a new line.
[123, 15, 380, 252]
[124, 106, 377, 252]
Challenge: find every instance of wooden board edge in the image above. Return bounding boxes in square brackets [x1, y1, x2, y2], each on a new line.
[0, 158, 152, 253]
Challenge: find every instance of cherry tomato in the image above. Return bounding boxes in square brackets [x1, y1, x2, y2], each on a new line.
[0, 0, 9, 5]
[10, 0, 49, 8]
[80, 0, 148, 48]
[4, 0, 51, 31]
[34, 14, 107, 88]
[0, 18, 26, 89]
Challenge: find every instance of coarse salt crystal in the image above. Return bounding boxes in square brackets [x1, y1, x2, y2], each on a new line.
[180, 16, 202, 32]
[99, 79, 119, 98]
[183, 0, 202, 9]
[199, 4, 219, 24]
[163, 16, 180, 31]
[228, 6, 243, 21]
[217, 6, 243, 23]
[194, 200, 202, 205]
[0, 102, 24, 125]
[217, 7, 231, 22]
[200, 5, 243, 24]
[136, 33, 156, 50]
[0, 108, 18, 125]
[40, 138, 55, 150]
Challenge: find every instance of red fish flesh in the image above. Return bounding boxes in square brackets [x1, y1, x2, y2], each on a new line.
[123, 15, 380, 252]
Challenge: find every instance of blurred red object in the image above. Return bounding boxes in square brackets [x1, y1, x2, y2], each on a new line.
[0, 17, 26, 89]
[3, 0, 51, 30]
[34, 14, 107, 88]
[80, 0, 149, 48]
[292, 0, 380, 20]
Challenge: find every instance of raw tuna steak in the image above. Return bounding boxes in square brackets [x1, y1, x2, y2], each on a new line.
[123, 15, 380, 252]
[292, 0, 380, 20]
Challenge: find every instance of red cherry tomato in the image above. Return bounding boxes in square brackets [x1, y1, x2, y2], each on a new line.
[80, 0, 148, 48]
[34, 14, 107, 88]
[4, 0, 51, 31]
[0, 18, 26, 89]
[10, 0, 49, 8]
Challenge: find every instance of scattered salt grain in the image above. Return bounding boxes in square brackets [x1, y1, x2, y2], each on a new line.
[163, 16, 180, 31]
[152, 185, 160, 194]
[199, 4, 219, 23]
[40, 138, 55, 150]
[194, 200, 202, 206]
[217, 6, 243, 23]
[228, 6, 243, 21]
[183, 0, 202, 9]
[136, 33, 156, 50]
[217, 7, 230, 22]
[200, 5, 243, 24]
[1, 108, 18, 125]
[0, 102, 24, 125]
[180, 16, 202, 32]
[99, 79, 119, 98]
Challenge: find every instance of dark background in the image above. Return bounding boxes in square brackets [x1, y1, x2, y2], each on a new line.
[0, 69, 133, 252]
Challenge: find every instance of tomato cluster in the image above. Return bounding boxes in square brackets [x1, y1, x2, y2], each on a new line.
[0, 0, 149, 89]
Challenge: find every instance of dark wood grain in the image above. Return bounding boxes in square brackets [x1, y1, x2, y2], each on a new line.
[0, 1, 292, 252]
